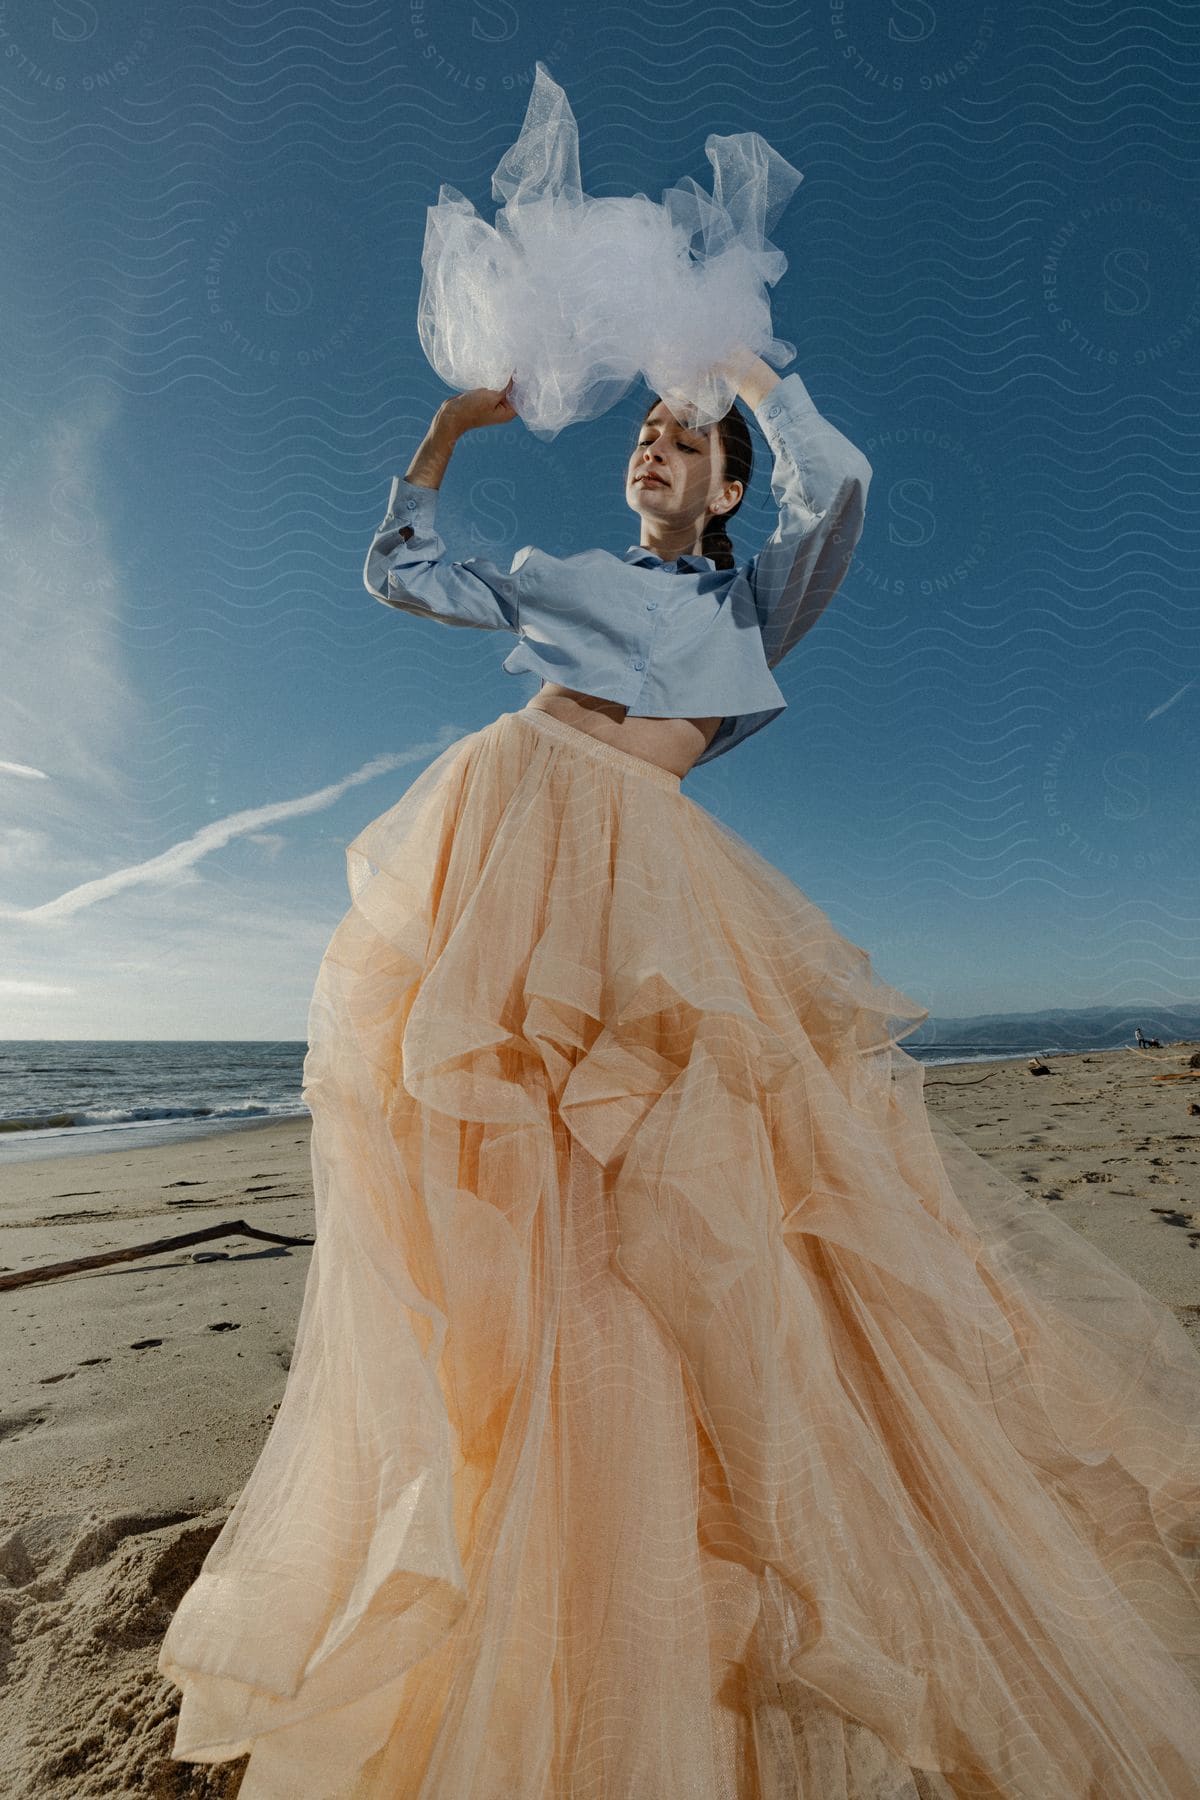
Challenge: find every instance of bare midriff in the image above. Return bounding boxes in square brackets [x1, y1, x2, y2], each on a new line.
[523, 684, 723, 779]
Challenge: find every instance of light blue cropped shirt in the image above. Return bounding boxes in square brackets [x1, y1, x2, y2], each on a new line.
[363, 371, 872, 769]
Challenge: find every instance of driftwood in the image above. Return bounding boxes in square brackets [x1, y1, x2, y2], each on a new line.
[1121, 1042, 1200, 1081]
[922, 1071, 1001, 1088]
[0, 1218, 314, 1293]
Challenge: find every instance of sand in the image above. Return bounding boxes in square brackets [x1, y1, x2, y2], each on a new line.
[1, 1044, 1198, 1798]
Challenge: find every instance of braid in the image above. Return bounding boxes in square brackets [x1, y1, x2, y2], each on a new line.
[701, 515, 736, 571]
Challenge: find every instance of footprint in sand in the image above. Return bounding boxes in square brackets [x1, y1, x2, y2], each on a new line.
[0, 1409, 49, 1441]
[1149, 1206, 1200, 1245]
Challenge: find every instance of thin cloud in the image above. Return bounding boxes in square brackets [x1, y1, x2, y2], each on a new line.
[1144, 681, 1194, 722]
[0, 978, 76, 997]
[2, 742, 457, 926]
[0, 390, 140, 813]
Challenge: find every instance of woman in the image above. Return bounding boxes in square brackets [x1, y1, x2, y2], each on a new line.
[158, 353, 1200, 1800]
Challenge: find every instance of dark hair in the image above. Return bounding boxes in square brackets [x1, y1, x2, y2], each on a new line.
[636, 393, 754, 571]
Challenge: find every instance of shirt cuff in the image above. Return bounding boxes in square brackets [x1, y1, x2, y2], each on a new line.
[376, 475, 440, 535]
[751, 371, 821, 441]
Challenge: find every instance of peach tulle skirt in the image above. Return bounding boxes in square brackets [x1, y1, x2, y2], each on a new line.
[157, 706, 1200, 1800]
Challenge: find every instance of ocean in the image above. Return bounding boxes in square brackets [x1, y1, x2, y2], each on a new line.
[0, 1040, 308, 1166]
[1, 1015, 1195, 1166]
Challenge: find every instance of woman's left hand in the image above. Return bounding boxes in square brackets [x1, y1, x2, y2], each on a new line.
[713, 345, 757, 390]
[662, 346, 766, 421]
[716, 347, 782, 411]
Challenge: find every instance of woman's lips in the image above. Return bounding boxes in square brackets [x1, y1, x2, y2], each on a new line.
[637, 474, 666, 487]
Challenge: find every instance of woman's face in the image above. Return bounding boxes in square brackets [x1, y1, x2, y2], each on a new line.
[626, 402, 742, 535]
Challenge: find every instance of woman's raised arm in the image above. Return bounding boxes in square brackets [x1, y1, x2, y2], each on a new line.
[364, 382, 524, 633]
[739, 370, 873, 672]
[403, 378, 518, 497]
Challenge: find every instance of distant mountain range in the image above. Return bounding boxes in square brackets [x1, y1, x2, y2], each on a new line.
[906, 1005, 1200, 1056]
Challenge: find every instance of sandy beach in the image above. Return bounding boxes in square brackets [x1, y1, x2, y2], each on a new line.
[1, 1043, 1198, 1798]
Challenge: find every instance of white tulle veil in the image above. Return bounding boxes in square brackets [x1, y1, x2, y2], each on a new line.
[416, 63, 805, 440]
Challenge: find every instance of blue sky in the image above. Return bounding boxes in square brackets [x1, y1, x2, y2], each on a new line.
[1, 0, 1198, 1040]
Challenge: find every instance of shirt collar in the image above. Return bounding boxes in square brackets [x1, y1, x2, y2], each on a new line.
[622, 545, 716, 573]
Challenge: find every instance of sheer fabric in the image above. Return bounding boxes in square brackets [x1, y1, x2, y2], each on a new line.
[158, 707, 1200, 1799]
[416, 62, 805, 439]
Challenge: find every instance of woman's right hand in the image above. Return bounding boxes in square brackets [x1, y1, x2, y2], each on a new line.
[438, 377, 519, 437]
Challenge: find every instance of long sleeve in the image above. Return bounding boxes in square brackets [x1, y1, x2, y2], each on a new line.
[363, 476, 522, 634]
[745, 374, 872, 671]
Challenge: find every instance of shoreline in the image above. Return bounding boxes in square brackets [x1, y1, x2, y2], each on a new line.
[5, 1038, 1194, 1168]
[0, 1107, 311, 1167]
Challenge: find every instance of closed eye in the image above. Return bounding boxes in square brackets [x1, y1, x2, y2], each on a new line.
[637, 439, 698, 453]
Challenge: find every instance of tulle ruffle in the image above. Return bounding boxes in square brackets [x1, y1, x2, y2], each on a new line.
[158, 707, 1200, 1800]
[416, 61, 805, 439]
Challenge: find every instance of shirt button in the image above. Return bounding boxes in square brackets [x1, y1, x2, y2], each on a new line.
[406, 498, 418, 510]
[645, 599, 657, 611]
[767, 404, 782, 418]
[632, 657, 645, 671]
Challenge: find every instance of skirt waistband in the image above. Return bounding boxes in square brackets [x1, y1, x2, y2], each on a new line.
[510, 707, 683, 792]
